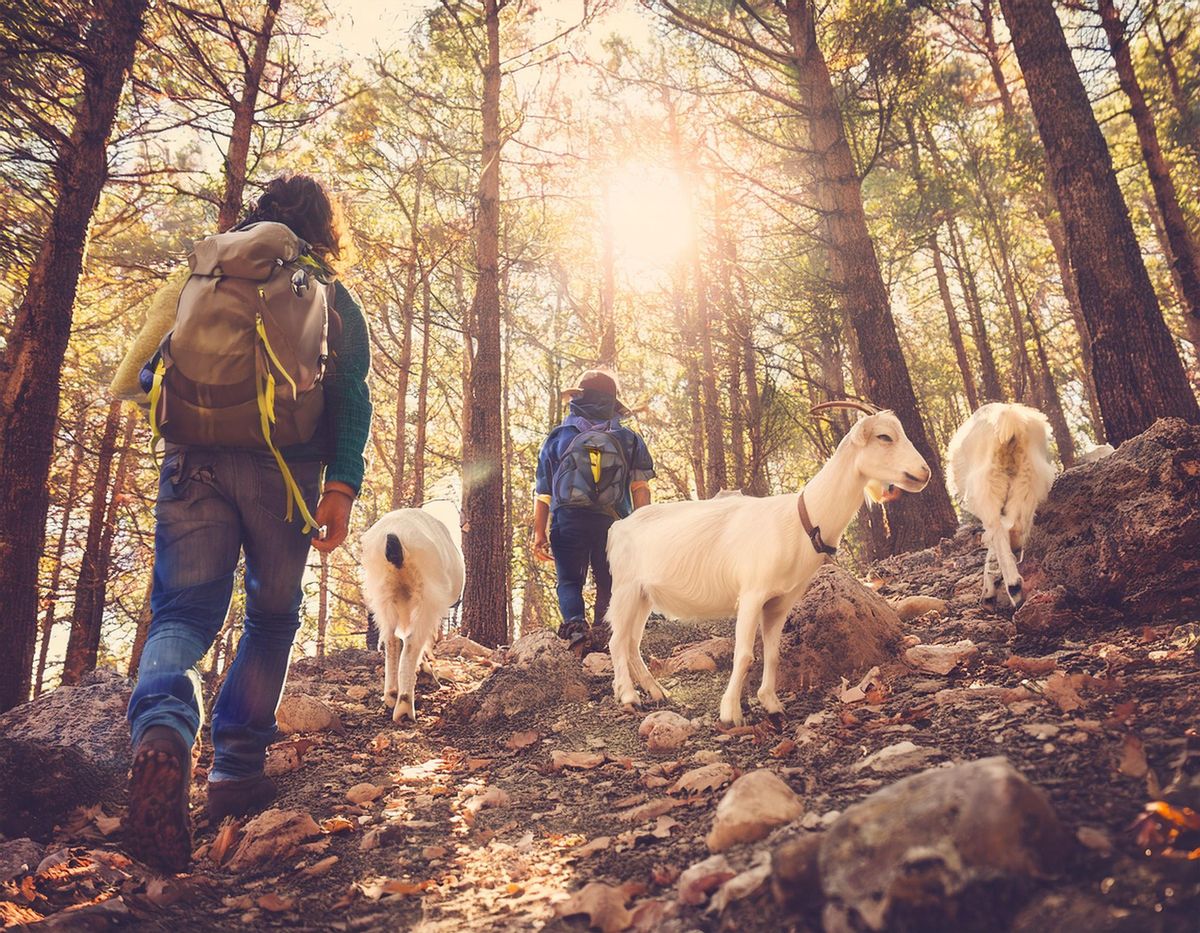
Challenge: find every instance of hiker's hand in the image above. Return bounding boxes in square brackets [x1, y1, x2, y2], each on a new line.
[533, 533, 552, 563]
[312, 489, 353, 552]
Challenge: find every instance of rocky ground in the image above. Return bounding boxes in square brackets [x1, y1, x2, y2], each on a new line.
[2, 419, 1199, 932]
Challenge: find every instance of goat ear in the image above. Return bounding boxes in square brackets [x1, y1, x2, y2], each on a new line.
[847, 416, 871, 446]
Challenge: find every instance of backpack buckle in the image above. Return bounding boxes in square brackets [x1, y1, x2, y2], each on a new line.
[291, 268, 310, 296]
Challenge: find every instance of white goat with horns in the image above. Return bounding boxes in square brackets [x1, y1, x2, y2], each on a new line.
[606, 401, 932, 726]
[946, 402, 1056, 609]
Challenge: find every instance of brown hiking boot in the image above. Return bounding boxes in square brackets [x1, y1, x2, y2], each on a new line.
[126, 726, 193, 873]
[206, 774, 278, 824]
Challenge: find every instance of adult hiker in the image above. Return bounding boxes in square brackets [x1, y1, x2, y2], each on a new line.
[532, 369, 654, 657]
[109, 174, 372, 871]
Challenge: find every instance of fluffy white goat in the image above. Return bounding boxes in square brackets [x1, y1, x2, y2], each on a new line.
[361, 509, 465, 723]
[946, 402, 1056, 609]
[606, 404, 931, 726]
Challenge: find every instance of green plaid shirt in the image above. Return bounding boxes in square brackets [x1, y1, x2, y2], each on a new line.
[283, 281, 372, 494]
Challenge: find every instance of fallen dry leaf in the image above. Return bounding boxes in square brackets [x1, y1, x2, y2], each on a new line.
[617, 798, 679, 823]
[257, 893, 295, 913]
[670, 763, 735, 796]
[1004, 655, 1057, 676]
[226, 809, 320, 872]
[574, 836, 612, 858]
[838, 666, 881, 703]
[770, 738, 797, 758]
[506, 730, 540, 751]
[299, 855, 339, 878]
[556, 882, 633, 933]
[321, 816, 356, 834]
[551, 750, 606, 771]
[1118, 735, 1149, 779]
[1040, 672, 1085, 712]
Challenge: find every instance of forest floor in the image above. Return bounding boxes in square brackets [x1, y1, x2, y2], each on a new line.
[4, 529, 1200, 932]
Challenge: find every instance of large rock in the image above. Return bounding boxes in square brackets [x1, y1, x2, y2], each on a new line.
[1028, 418, 1200, 625]
[0, 669, 132, 838]
[818, 756, 1069, 932]
[276, 693, 343, 735]
[0, 838, 44, 882]
[778, 565, 903, 691]
[461, 629, 588, 723]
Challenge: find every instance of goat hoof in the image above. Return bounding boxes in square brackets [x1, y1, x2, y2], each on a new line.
[1008, 583, 1025, 609]
[383, 691, 398, 709]
[981, 594, 997, 608]
[393, 697, 415, 723]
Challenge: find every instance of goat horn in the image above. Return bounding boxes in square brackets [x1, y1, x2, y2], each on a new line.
[809, 399, 880, 417]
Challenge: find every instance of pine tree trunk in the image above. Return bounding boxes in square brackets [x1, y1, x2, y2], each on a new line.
[1099, 0, 1200, 349]
[216, 0, 283, 231]
[461, 0, 509, 647]
[411, 278, 432, 506]
[784, 0, 957, 551]
[62, 401, 130, 684]
[1000, 0, 1199, 442]
[34, 411, 87, 696]
[316, 552, 328, 659]
[947, 217, 1005, 402]
[127, 574, 154, 677]
[0, 0, 149, 713]
[905, 118, 978, 408]
[1147, 0, 1200, 175]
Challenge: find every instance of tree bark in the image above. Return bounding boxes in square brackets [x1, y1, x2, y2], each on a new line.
[461, 0, 509, 647]
[0, 0, 148, 711]
[1000, 0, 1199, 442]
[62, 401, 135, 684]
[411, 277, 432, 506]
[784, 0, 957, 551]
[216, 0, 283, 231]
[34, 410, 87, 697]
[947, 216, 1005, 402]
[905, 118, 978, 408]
[1147, 0, 1200, 175]
[1098, 0, 1200, 350]
[127, 574, 154, 677]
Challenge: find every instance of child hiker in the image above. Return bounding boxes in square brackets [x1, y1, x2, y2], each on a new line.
[532, 370, 654, 657]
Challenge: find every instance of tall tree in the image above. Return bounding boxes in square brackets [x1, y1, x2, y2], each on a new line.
[1097, 0, 1200, 349]
[460, 0, 509, 647]
[780, 0, 958, 549]
[0, 0, 149, 713]
[999, 0, 1199, 442]
[62, 403, 138, 684]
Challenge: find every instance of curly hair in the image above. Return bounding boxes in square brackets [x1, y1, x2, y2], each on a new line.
[236, 174, 357, 273]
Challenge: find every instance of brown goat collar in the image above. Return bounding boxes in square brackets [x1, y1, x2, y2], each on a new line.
[797, 492, 838, 562]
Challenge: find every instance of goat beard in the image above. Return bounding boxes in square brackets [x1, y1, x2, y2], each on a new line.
[866, 480, 904, 505]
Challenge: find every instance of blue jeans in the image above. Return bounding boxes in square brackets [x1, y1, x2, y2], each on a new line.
[127, 447, 320, 781]
[550, 509, 615, 626]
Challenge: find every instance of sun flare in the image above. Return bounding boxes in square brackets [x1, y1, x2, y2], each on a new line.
[603, 161, 694, 280]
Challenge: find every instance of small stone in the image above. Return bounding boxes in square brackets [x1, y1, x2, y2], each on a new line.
[706, 770, 804, 852]
[639, 710, 696, 754]
[1075, 826, 1113, 856]
[677, 854, 735, 905]
[582, 653, 613, 676]
[346, 782, 384, 805]
[853, 741, 942, 774]
[1021, 723, 1060, 740]
[891, 596, 947, 621]
[904, 640, 978, 675]
[276, 694, 343, 735]
[346, 685, 370, 702]
[0, 838, 44, 882]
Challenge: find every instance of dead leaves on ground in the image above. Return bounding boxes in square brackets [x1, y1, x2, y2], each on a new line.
[556, 881, 640, 932]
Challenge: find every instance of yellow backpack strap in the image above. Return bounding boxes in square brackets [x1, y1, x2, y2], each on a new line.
[147, 356, 167, 467]
[253, 325, 317, 533]
[588, 447, 602, 484]
[256, 297, 299, 401]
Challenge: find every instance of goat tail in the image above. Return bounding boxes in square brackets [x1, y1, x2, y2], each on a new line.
[991, 404, 1025, 445]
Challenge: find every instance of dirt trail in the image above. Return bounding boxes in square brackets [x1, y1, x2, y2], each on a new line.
[3, 530, 1199, 931]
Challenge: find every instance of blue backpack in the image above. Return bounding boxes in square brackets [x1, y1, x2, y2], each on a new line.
[551, 423, 630, 513]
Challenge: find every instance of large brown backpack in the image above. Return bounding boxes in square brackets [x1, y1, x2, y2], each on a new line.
[146, 221, 333, 531]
